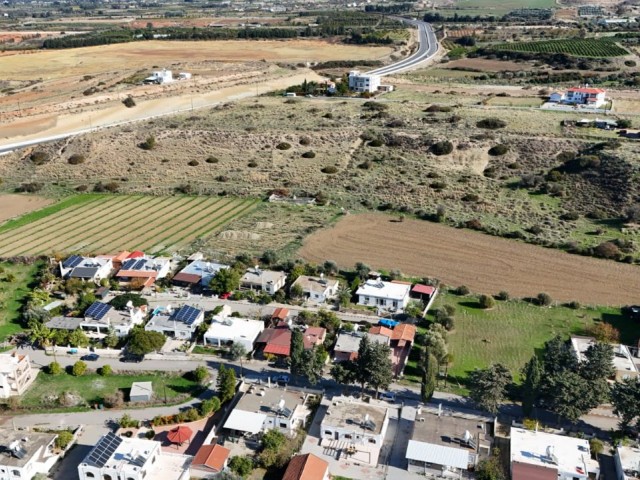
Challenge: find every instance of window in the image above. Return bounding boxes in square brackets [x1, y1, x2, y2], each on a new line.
[85, 474, 95, 479]
[103, 475, 112, 480]
[344, 434, 352, 439]
[324, 430, 332, 436]
[368, 438, 376, 444]
[12, 471, 20, 477]
[280, 422, 287, 428]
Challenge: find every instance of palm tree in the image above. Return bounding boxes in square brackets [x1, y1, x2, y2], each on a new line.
[336, 285, 352, 311]
[29, 323, 53, 349]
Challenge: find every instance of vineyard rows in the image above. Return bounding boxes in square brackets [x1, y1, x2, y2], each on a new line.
[493, 38, 628, 57]
[0, 195, 258, 256]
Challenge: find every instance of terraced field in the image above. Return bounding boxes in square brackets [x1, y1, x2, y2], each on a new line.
[0, 194, 259, 256]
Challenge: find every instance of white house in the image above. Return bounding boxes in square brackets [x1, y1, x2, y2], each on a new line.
[0, 429, 61, 480]
[551, 87, 606, 108]
[59, 254, 113, 282]
[241, 267, 287, 295]
[356, 278, 411, 313]
[0, 352, 36, 399]
[203, 306, 264, 351]
[145, 304, 204, 339]
[223, 386, 314, 438]
[615, 446, 640, 480]
[290, 275, 339, 304]
[319, 396, 390, 466]
[116, 256, 172, 288]
[510, 428, 600, 480]
[81, 301, 147, 337]
[348, 70, 381, 93]
[78, 432, 191, 480]
[172, 260, 229, 287]
[570, 335, 639, 382]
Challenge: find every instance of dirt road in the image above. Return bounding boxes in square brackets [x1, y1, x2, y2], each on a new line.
[299, 213, 640, 305]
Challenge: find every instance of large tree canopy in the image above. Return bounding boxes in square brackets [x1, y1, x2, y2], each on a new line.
[469, 363, 512, 415]
[127, 329, 165, 355]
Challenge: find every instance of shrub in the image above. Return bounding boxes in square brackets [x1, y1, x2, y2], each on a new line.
[229, 456, 253, 478]
[425, 104, 452, 113]
[48, 362, 63, 375]
[75, 185, 89, 192]
[299, 136, 311, 146]
[185, 408, 200, 422]
[205, 156, 219, 163]
[17, 183, 43, 193]
[455, 285, 470, 296]
[122, 97, 136, 108]
[192, 365, 209, 384]
[275, 142, 291, 150]
[68, 154, 85, 165]
[139, 136, 156, 150]
[617, 119, 632, 129]
[321, 166, 338, 174]
[438, 316, 455, 331]
[488, 144, 509, 156]
[560, 211, 579, 221]
[30, 151, 49, 165]
[496, 291, 510, 301]
[301, 151, 316, 158]
[479, 294, 495, 309]
[72, 361, 87, 376]
[188, 160, 199, 167]
[99, 365, 112, 376]
[145, 429, 155, 440]
[567, 301, 581, 309]
[119, 414, 139, 429]
[368, 139, 384, 147]
[624, 60, 636, 67]
[594, 241, 620, 259]
[536, 292, 552, 306]
[104, 390, 124, 408]
[462, 193, 479, 202]
[199, 397, 221, 417]
[430, 141, 453, 156]
[477, 118, 507, 129]
[323, 112, 333, 119]
[55, 430, 74, 450]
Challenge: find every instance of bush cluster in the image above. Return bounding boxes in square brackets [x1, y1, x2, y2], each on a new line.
[477, 118, 507, 129]
[276, 142, 292, 150]
[321, 166, 338, 174]
[430, 141, 454, 156]
[68, 154, 86, 165]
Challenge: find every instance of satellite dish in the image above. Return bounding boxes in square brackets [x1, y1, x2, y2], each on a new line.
[126, 300, 134, 309]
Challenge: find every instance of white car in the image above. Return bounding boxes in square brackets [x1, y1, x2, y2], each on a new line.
[380, 391, 396, 402]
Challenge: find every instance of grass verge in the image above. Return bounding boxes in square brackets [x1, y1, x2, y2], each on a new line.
[0, 261, 41, 341]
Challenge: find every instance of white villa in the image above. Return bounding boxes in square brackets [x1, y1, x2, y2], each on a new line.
[0, 428, 61, 480]
[356, 278, 411, 313]
[0, 352, 36, 399]
[241, 267, 287, 295]
[59, 255, 113, 282]
[290, 275, 340, 304]
[348, 71, 381, 93]
[550, 87, 606, 108]
[203, 306, 264, 351]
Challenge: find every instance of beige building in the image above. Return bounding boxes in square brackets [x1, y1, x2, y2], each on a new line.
[0, 352, 36, 399]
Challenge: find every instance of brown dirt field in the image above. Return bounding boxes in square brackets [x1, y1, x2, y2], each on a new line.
[443, 58, 532, 72]
[298, 213, 640, 306]
[0, 194, 53, 223]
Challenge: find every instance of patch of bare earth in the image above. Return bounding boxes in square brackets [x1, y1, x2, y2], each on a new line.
[443, 58, 532, 72]
[299, 213, 640, 306]
[0, 194, 53, 223]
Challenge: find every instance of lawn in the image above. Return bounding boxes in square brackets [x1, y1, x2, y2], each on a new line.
[20, 371, 201, 409]
[405, 292, 631, 389]
[0, 261, 41, 341]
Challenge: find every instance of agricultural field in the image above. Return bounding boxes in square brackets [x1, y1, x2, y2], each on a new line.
[0, 194, 258, 256]
[298, 213, 640, 306]
[0, 261, 40, 341]
[0, 194, 53, 223]
[492, 38, 629, 57]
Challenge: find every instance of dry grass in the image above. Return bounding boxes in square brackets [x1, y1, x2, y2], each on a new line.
[0, 194, 53, 222]
[299, 212, 640, 306]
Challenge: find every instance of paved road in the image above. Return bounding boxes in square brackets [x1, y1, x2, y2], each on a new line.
[366, 19, 439, 77]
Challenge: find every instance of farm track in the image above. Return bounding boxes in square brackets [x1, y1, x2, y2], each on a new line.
[0, 195, 114, 248]
[0, 196, 129, 255]
[79, 196, 202, 253]
[41, 195, 165, 255]
[9, 196, 147, 256]
[158, 199, 259, 252]
[299, 213, 640, 306]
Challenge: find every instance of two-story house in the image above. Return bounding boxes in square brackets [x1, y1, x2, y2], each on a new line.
[356, 279, 411, 313]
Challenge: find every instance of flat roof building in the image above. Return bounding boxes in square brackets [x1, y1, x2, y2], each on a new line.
[0, 428, 60, 480]
[204, 309, 265, 352]
[356, 278, 411, 313]
[145, 304, 204, 339]
[615, 445, 640, 480]
[0, 352, 36, 399]
[241, 267, 287, 295]
[570, 335, 639, 382]
[173, 260, 229, 287]
[290, 275, 340, 304]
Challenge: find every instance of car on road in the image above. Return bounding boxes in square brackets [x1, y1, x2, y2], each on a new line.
[380, 391, 396, 402]
[219, 292, 232, 300]
[81, 353, 100, 361]
[271, 374, 289, 385]
[120, 355, 143, 363]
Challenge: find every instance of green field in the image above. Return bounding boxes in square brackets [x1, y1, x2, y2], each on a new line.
[0, 262, 40, 341]
[0, 194, 259, 256]
[493, 38, 628, 57]
[405, 292, 629, 389]
[19, 371, 200, 409]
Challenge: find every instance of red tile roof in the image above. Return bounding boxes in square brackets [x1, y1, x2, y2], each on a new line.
[369, 326, 393, 338]
[568, 87, 604, 94]
[192, 444, 230, 473]
[412, 284, 436, 296]
[303, 327, 326, 349]
[282, 454, 328, 480]
[173, 272, 201, 284]
[512, 462, 557, 480]
[127, 250, 145, 258]
[391, 324, 416, 344]
[112, 251, 131, 262]
[258, 327, 292, 356]
[272, 307, 289, 320]
[116, 270, 157, 278]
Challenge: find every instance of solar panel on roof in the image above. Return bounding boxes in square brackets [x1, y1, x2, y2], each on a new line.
[86, 432, 123, 468]
[62, 254, 83, 269]
[173, 305, 201, 325]
[85, 302, 112, 320]
[134, 259, 146, 270]
[122, 258, 137, 270]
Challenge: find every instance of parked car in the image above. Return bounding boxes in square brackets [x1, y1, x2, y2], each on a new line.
[219, 292, 232, 300]
[120, 355, 143, 363]
[271, 374, 290, 385]
[380, 391, 396, 402]
[81, 353, 100, 361]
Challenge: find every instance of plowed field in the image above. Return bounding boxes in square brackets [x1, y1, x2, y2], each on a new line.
[299, 213, 640, 305]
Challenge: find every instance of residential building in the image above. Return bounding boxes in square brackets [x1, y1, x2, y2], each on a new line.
[223, 385, 315, 438]
[283, 453, 329, 480]
[203, 307, 265, 351]
[356, 278, 411, 313]
[80, 301, 147, 337]
[172, 260, 229, 287]
[116, 256, 172, 288]
[348, 70, 381, 93]
[333, 332, 388, 362]
[145, 304, 204, 339]
[614, 446, 640, 480]
[256, 324, 292, 358]
[510, 428, 600, 480]
[241, 267, 287, 294]
[302, 327, 326, 350]
[78, 432, 191, 480]
[411, 284, 439, 311]
[130, 381, 153, 402]
[319, 396, 390, 466]
[406, 406, 493, 477]
[191, 444, 230, 478]
[368, 326, 393, 339]
[550, 87, 607, 108]
[570, 335, 639, 381]
[290, 275, 339, 303]
[59, 254, 112, 282]
[0, 428, 60, 480]
[0, 352, 36, 399]
[272, 307, 289, 322]
[391, 323, 416, 377]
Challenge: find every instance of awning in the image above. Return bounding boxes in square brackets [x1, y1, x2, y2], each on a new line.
[224, 410, 266, 435]
[406, 441, 470, 470]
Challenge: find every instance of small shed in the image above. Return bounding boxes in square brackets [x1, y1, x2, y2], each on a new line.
[130, 381, 153, 402]
[96, 286, 110, 300]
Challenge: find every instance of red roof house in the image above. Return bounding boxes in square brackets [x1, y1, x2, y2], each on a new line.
[272, 307, 289, 321]
[368, 326, 393, 338]
[282, 453, 329, 480]
[302, 327, 326, 349]
[127, 250, 145, 259]
[257, 325, 292, 357]
[391, 323, 416, 348]
[192, 444, 231, 474]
